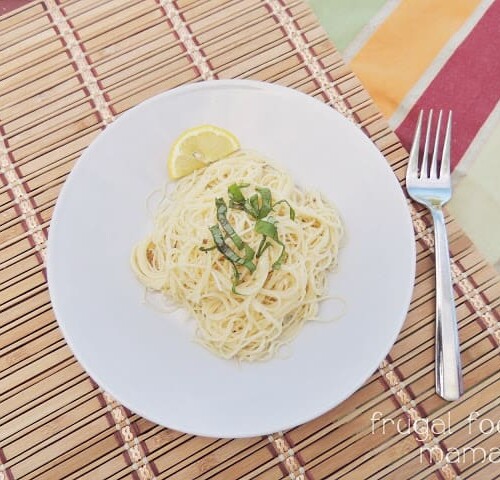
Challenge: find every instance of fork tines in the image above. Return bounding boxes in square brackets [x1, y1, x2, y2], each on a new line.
[407, 110, 452, 181]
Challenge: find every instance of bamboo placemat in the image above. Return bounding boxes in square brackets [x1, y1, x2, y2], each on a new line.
[1, 1, 500, 479]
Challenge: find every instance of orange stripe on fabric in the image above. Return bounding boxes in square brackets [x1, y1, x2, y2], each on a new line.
[350, 0, 482, 118]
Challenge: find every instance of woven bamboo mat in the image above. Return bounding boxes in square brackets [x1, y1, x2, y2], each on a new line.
[1, 1, 500, 479]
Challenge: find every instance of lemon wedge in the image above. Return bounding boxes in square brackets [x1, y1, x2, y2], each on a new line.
[167, 125, 240, 179]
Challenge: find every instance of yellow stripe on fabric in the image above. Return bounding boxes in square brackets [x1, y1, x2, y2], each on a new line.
[350, 0, 482, 118]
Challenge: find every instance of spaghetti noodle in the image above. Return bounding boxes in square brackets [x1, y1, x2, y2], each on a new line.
[131, 151, 343, 361]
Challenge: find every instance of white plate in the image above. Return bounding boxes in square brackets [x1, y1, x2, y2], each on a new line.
[47, 80, 415, 438]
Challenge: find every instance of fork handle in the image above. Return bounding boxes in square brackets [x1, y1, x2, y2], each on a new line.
[431, 207, 464, 401]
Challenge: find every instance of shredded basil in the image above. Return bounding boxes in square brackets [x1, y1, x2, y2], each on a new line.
[230, 261, 242, 295]
[209, 225, 256, 272]
[256, 235, 271, 258]
[201, 184, 296, 291]
[228, 183, 248, 205]
[255, 187, 272, 218]
[216, 197, 244, 250]
[272, 199, 296, 220]
[254, 218, 278, 240]
[254, 218, 286, 269]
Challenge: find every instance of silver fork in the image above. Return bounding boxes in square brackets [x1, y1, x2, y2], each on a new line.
[406, 110, 463, 401]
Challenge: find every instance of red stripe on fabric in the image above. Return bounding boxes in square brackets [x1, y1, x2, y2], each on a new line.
[0, 0, 35, 15]
[396, 0, 500, 170]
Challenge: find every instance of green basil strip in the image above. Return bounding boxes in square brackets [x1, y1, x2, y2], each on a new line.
[272, 199, 296, 220]
[243, 199, 255, 218]
[242, 193, 260, 219]
[244, 244, 255, 261]
[209, 225, 256, 273]
[254, 218, 279, 241]
[242, 244, 256, 276]
[256, 237, 271, 258]
[256, 235, 267, 257]
[255, 218, 287, 269]
[215, 198, 244, 250]
[255, 187, 272, 218]
[209, 185, 295, 280]
[249, 194, 259, 214]
[228, 183, 249, 204]
[272, 239, 287, 270]
[230, 261, 242, 295]
[243, 259, 256, 273]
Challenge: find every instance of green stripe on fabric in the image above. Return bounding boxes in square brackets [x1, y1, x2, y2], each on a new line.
[308, 0, 387, 52]
[449, 120, 500, 266]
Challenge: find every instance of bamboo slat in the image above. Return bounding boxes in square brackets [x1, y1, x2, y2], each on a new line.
[1, 0, 499, 479]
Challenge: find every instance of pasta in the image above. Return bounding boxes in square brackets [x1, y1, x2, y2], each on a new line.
[131, 150, 343, 361]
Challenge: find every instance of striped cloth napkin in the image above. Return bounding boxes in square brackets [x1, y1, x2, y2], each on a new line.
[311, 0, 500, 271]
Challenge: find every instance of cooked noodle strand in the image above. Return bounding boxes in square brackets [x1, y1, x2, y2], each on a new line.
[131, 151, 343, 361]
